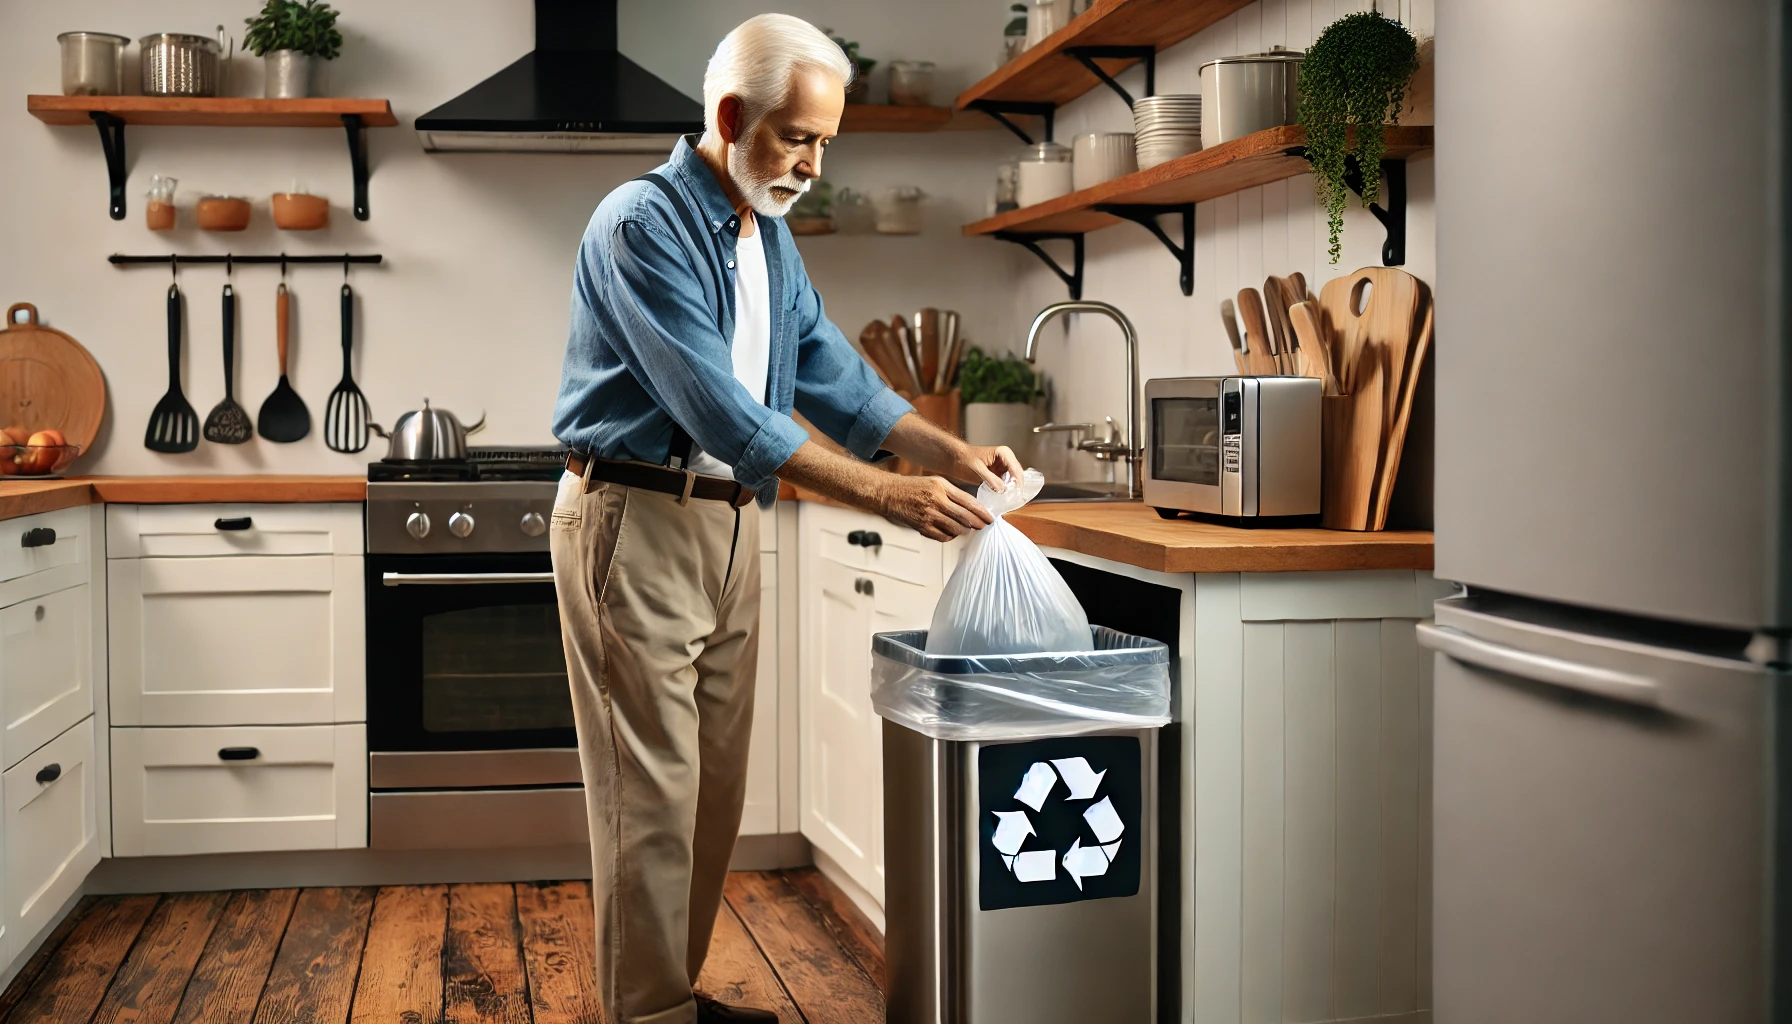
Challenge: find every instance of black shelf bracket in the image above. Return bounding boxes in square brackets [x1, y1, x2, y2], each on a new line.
[996, 231, 1084, 300]
[1285, 147, 1408, 266]
[342, 113, 370, 221]
[1094, 203, 1195, 295]
[1064, 45, 1157, 109]
[967, 100, 1056, 145]
[91, 112, 127, 221]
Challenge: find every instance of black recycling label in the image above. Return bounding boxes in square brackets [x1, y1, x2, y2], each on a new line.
[978, 735, 1142, 911]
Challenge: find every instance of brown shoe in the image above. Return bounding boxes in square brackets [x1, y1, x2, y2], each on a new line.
[695, 994, 779, 1022]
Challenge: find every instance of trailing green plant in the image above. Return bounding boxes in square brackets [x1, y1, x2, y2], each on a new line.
[823, 27, 876, 77]
[1297, 11, 1419, 263]
[244, 0, 343, 59]
[958, 347, 1042, 405]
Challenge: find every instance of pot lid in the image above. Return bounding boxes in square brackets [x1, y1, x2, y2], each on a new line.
[1199, 45, 1306, 71]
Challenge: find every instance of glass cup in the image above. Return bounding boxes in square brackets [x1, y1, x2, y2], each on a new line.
[888, 61, 937, 107]
[145, 176, 178, 231]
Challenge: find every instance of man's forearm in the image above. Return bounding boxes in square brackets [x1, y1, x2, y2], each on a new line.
[774, 440, 891, 514]
[881, 412, 975, 480]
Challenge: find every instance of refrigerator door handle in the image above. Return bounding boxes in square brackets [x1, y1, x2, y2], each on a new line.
[1417, 623, 1662, 708]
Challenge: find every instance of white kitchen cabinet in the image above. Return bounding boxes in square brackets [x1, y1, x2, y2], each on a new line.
[4, 716, 99, 962]
[107, 503, 362, 558]
[1, 579, 91, 772]
[111, 723, 367, 856]
[109, 553, 364, 727]
[739, 554, 779, 836]
[0, 507, 90, 585]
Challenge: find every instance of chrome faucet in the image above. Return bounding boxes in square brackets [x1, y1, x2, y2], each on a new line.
[1024, 300, 1142, 499]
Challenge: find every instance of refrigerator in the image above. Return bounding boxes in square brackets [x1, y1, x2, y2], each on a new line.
[1430, 0, 1791, 1021]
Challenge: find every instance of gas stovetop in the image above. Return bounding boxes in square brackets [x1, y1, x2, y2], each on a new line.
[365, 447, 567, 555]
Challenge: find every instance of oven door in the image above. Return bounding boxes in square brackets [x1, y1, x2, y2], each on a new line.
[1143, 378, 1226, 514]
[365, 552, 577, 782]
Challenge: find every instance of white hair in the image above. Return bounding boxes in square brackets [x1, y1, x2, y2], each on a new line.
[702, 14, 854, 140]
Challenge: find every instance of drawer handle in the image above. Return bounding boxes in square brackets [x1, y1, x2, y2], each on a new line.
[218, 747, 261, 761]
[20, 527, 55, 548]
[34, 763, 61, 785]
[846, 530, 883, 549]
[854, 577, 875, 596]
[847, 529, 866, 546]
[214, 517, 254, 531]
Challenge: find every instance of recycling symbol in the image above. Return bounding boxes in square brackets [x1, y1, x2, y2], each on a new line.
[990, 756, 1126, 890]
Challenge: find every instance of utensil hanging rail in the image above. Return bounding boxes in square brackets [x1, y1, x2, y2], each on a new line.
[109, 253, 384, 269]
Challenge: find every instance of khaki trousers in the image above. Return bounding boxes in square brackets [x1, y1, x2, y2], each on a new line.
[550, 470, 761, 1024]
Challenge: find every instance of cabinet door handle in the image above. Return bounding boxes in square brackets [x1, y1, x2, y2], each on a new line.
[214, 517, 254, 531]
[218, 747, 261, 761]
[20, 527, 56, 548]
[846, 530, 866, 546]
[861, 531, 882, 548]
[855, 577, 875, 596]
[35, 762, 61, 785]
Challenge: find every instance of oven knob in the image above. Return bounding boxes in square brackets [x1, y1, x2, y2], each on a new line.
[519, 511, 547, 537]
[448, 511, 476, 538]
[405, 511, 431, 539]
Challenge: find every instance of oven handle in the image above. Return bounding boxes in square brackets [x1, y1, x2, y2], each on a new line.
[381, 572, 556, 586]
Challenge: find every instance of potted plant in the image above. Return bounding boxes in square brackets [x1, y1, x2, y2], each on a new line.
[244, 0, 342, 99]
[824, 28, 876, 104]
[959, 347, 1043, 462]
[1297, 11, 1419, 263]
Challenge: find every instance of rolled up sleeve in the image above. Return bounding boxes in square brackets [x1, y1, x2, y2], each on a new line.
[790, 275, 914, 460]
[603, 219, 809, 493]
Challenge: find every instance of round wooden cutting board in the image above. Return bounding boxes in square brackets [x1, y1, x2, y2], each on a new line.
[0, 303, 106, 448]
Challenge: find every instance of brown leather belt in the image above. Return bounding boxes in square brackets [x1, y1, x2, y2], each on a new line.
[566, 451, 756, 508]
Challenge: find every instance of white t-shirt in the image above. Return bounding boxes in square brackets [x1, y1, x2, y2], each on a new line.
[686, 217, 770, 480]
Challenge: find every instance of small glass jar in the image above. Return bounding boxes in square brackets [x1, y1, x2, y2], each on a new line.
[887, 61, 936, 107]
[1016, 141, 1073, 207]
[873, 186, 926, 235]
[1026, 0, 1062, 49]
[1003, 3, 1029, 63]
[995, 161, 1019, 213]
[145, 175, 178, 231]
[834, 188, 876, 234]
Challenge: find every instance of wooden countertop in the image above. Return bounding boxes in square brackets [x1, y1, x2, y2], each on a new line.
[0, 475, 366, 519]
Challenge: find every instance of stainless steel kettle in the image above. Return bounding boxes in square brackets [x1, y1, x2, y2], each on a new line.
[370, 399, 486, 461]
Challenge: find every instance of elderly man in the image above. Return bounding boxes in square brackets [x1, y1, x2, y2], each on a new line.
[550, 13, 1020, 1024]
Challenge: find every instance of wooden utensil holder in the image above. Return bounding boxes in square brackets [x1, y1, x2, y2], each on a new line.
[1322, 393, 1381, 531]
[892, 389, 960, 475]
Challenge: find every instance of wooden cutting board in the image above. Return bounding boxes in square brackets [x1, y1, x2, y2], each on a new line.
[0, 303, 106, 448]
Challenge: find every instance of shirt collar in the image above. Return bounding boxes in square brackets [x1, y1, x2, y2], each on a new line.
[670, 134, 745, 237]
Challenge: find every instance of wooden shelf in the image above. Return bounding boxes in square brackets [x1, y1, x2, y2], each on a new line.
[26, 95, 397, 128]
[965, 125, 1434, 236]
[957, 0, 1254, 111]
[838, 104, 1034, 134]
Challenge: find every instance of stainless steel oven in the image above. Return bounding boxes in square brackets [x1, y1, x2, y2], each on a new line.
[364, 450, 588, 849]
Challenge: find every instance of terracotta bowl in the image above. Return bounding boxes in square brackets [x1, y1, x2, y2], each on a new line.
[196, 197, 252, 231]
[272, 192, 329, 231]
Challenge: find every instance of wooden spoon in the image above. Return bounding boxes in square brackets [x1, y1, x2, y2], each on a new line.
[1289, 301, 1338, 395]
[1219, 299, 1248, 374]
[1235, 288, 1279, 376]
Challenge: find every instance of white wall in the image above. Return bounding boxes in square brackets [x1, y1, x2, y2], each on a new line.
[1, 0, 1022, 473]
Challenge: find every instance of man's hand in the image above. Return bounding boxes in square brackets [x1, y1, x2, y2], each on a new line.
[956, 444, 1025, 493]
[877, 474, 994, 541]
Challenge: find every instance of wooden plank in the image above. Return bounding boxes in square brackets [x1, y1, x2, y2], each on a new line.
[1282, 622, 1336, 1023]
[1332, 621, 1383, 1019]
[963, 127, 1434, 237]
[253, 887, 376, 1024]
[782, 868, 886, 990]
[0, 895, 96, 1020]
[351, 885, 448, 1024]
[515, 882, 601, 1024]
[0, 480, 95, 521]
[91, 891, 231, 1024]
[695, 902, 802, 1022]
[723, 872, 884, 1024]
[1378, 620, 1422, 1014]
[87, 475, 366, 504]
[1193, 574, 1245, 1024]
[1241, 622, 1287, 1024]
[27, 95, 399, 128]
[172, 889, 300, 1024]
[839, 105, 952, 133]
[957, 0, 1256, 108]
[2, 894, 159, 1024]
[443, 883, 529, 1024]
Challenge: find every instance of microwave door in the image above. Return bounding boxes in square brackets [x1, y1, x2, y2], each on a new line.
[1149, 386, 1224, 514]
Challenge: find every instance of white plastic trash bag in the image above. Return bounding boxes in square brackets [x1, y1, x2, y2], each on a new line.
[925, 469, 1092, 656]
[870, 627, 1172, 740]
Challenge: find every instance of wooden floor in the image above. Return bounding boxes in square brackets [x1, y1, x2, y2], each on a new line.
[0, 870, 885, 1024]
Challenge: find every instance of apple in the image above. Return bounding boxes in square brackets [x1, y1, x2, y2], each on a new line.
[20, 431, 60, 474]
[0, 453, 17, 475]
[38, 428, 64, 446]
[0, 426, 28, 446]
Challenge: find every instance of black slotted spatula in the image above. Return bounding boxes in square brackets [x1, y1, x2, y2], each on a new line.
[323, 283, 371, 453]
[257, 282, 310, 442]
[202, 284, 252, 443]
[145, 283, 199, 453]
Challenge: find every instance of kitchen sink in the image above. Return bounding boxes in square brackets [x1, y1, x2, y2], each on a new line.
[1033, 482, 1127, 502]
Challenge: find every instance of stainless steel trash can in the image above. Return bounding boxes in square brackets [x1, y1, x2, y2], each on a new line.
[874, 629, 1169, 1024]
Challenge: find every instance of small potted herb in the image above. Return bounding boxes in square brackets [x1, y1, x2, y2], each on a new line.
[959, 347, 1043, 459]
[244, 0, 343, 99]
[1297, 11, 1420, 262]
[824, 28, 876, 104]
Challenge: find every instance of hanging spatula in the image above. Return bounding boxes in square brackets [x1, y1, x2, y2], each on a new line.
[145, 283, 199, 453]
[257, 283, 310, 443]
[202, 284, 253, 444]
[324, 283, 371, 453]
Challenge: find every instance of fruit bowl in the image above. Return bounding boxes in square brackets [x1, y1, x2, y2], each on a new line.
[2, 444, 82, 477]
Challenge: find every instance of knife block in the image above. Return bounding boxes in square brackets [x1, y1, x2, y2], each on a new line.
[892, 389, 961, 476]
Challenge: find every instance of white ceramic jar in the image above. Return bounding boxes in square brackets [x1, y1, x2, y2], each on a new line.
[1016, 141, 1074, 207]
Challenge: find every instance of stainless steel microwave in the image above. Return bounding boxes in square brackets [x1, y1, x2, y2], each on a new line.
[1144, 376, 1321, 520]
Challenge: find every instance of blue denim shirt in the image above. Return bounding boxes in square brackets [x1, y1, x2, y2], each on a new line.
[552, 136, 912, 503]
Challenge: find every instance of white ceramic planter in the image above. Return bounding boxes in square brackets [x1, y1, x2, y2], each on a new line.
[264, 50, 311, 98]
[963, 402, 1038, 463]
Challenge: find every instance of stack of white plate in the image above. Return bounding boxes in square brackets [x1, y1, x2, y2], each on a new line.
[1133, 94, 1203, 169]
[1072, 132, 1139, 190]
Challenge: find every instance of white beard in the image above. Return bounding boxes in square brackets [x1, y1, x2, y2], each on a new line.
[729, 137, 810, 218]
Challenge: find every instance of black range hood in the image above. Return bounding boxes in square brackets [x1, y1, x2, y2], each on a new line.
[415, 0, 703, 153]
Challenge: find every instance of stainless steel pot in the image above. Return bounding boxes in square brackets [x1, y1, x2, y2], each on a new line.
[1198, 46, 1303, 146]
[140, 26, 233, 97]
[371, 400, 487, 462]
[58, 32, 128, 96]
